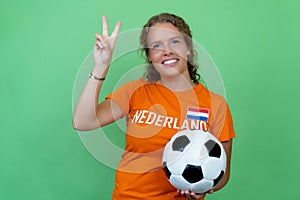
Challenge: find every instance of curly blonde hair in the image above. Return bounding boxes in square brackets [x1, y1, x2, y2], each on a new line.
[140, 13, 200, 83]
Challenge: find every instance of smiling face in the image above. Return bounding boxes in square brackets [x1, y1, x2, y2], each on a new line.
[147, 23, 191, 81]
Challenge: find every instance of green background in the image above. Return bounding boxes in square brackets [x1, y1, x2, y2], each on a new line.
[1, 0, 299, 199]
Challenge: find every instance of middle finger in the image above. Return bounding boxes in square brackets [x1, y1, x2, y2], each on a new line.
[102, 16, 108, 36]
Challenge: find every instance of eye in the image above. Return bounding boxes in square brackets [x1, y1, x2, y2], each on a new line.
[152, 43, 161, 49]
[171, 39, 180, 45]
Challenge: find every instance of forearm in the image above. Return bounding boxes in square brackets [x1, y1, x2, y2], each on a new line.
[211, 168, 230, 192]
[73, 16, 121, 131]
[212, 140, 233, 192]
[72, 67, 107, 131]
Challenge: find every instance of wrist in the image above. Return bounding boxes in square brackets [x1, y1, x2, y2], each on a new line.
[89, 73, 105, 81]
[92, 65, 109, 77]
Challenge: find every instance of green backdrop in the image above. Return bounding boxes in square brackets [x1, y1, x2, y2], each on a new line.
[1, 0, 299, 199]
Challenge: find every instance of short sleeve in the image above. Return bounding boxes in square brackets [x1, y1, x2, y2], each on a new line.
[210, 94, 236, 142]
[106, 78, 145, 117]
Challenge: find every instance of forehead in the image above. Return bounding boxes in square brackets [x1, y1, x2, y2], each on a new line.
[147, 23, 183, 42]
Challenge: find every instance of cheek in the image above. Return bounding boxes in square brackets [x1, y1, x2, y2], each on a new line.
[148, 50, 162, 62]
[175, 48, 190, 59]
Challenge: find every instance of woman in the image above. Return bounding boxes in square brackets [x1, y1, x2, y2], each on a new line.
[73, 13, 235, 200]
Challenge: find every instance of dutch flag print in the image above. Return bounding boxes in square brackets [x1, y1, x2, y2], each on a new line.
[186, 107, 209, 122]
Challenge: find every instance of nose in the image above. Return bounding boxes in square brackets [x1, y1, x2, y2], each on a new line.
[163, 44, 173, 55]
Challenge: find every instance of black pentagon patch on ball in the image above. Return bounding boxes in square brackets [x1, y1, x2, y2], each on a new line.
[204, 140, 221, 158]
[172, 135, 190, 152]
[182, 164, 203, 183]
[163, 162, 171, 179]
[213, 170, 224, 187]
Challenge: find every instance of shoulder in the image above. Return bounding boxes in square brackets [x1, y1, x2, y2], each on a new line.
[111, 78, 154, 97]
[195, 85, 229, 112]
[194, 84, 226, 103]
[203, 89, 233, 119]
[201, 85, 226, 101]
[119, 78, 149, 91]
[210, 91, 226, 104]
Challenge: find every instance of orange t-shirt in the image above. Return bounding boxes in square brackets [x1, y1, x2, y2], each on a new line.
[106, 78, 235, 200]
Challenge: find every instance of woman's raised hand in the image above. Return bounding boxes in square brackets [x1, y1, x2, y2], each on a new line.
[93, 16, 121, 73]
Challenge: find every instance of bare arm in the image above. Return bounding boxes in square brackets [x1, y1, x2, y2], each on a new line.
[72, 16, 122, 131]
[212, 139, 233, 192]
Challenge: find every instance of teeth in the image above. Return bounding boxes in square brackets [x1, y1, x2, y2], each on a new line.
[163, 59, 177, 65]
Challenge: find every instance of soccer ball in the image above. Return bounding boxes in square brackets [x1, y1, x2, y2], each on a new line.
[162, 129, 226, 193]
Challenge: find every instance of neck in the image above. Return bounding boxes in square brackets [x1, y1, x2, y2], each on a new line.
[160, 76, 196, 91]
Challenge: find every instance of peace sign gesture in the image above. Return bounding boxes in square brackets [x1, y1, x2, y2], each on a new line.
[93, 16, 121, 74]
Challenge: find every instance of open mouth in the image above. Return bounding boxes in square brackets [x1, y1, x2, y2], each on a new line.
[162, 59, 179, 65]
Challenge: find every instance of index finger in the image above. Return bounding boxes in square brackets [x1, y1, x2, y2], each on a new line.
[111, 21, 121, 38]
[102, 16, 108, 36]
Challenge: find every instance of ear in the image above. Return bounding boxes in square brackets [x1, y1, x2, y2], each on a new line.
[187, 49, 191, 56]
[147, 56, 152, 63]
[186, 51, 191, 60]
